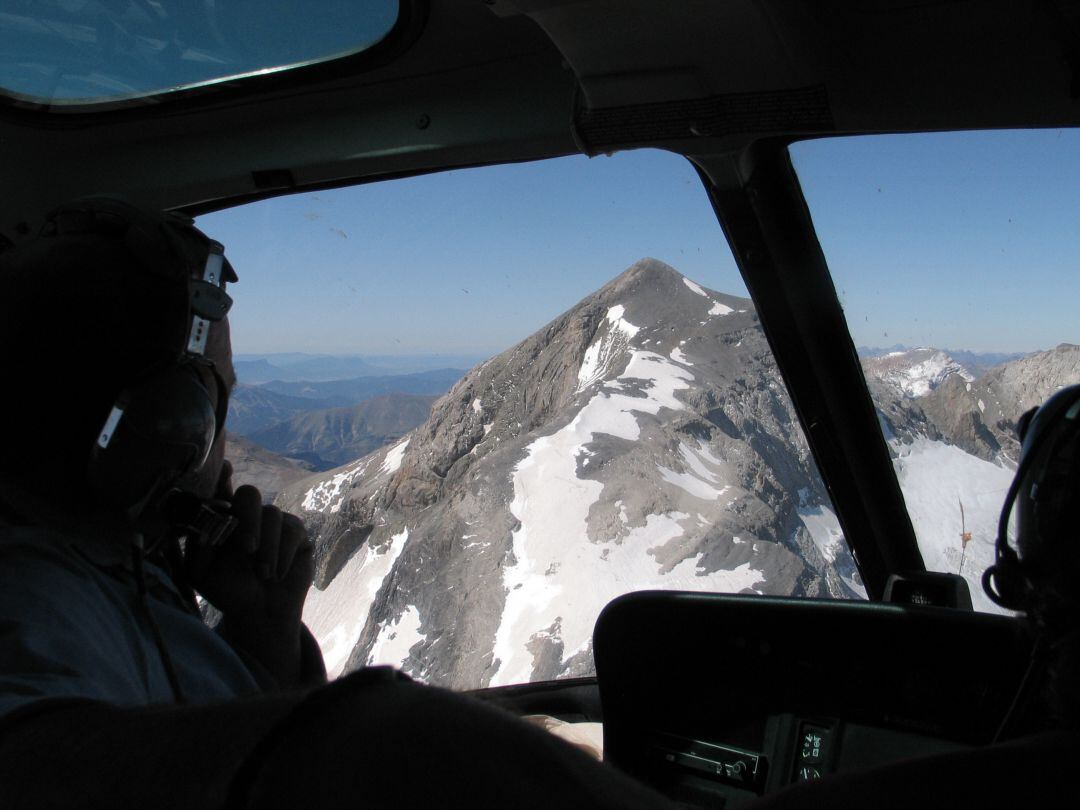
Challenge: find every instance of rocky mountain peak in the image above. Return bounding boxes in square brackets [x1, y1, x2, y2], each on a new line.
[279, 260, 858, 688]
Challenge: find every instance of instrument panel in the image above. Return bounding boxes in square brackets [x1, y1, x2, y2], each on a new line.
[594, 592, 1030, 806]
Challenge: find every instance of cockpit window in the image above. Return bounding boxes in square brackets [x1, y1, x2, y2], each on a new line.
[199, 150, 863, 688]
[0, 0, 400, 109]
[790, 130, 1080, 614]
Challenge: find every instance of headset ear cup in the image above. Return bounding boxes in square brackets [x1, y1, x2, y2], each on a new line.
[88, 365, 218, 508]
[983, 559, 1030, 611]
[1016, 406, 1039, 445]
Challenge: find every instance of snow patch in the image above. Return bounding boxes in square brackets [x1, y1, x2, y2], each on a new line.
[656, 443, 731, 501]
[379, 438, 410, 475]
[301, 458, 371, 514]
[577, 305, 641, 392]
[303, 527, 410, 678]
[492, 329, 763, 686]
[709, 301, 733, 316]
[669, 346, 693, 366]
[682, 277, 708, 297]
[472, 398, 483, 413]
[658, 465, 730, 500]
[367, 604, 426, 677]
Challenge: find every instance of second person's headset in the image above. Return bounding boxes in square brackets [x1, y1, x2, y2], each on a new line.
[41, 197, 237, 514]
[983, 384, 1080, 612]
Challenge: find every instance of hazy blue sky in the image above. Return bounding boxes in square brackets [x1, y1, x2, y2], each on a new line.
[791, 130, 1080, 354]
[199, 130, 1080, 357]
[199, 151, 741, 355]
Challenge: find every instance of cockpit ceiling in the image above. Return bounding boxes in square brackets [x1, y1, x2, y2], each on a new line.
[1, 0, 1079, 227]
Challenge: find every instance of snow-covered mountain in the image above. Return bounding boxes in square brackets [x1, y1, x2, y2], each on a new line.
[277, 261, 1077, 683]
[861, 348, 974, 398]
[278, 259, 862, 688]
[920, 344, 1080, 465]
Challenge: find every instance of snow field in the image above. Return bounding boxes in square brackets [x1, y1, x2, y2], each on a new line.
[380, 437, 410, 475]
[303, 528, 410, 677]
[490, 309, 764, 686]
[682, 277, 708, 297]
[367, 604, 427, 677]
[709, 301, 733, 316]
[796, 487, 844, 565]
[891, 438, 1014, 614]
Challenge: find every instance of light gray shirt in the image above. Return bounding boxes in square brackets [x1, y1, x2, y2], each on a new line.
[0, 525, 261, 720]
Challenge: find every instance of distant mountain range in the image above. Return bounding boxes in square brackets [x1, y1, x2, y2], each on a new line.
[234, 353, 487, 383]
[224, 435, 314, 503]
[227, 368, 464, 437]
[226, 368, 463, 480]
[257, 368, 464, 407]
[247, 393, 439, 470]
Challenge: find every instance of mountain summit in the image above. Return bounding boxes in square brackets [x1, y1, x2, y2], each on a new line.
[279, 259, 861, 688]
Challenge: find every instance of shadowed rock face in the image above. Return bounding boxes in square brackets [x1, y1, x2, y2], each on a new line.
[279, 259, 862, 689]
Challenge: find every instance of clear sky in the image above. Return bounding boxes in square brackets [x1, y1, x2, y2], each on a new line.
[198, 150, 742, 356]
[791, 129, 1080, 354]
[199, 130, 1080, 358]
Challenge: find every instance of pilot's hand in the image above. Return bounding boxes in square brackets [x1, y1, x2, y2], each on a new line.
[184, 461, 314, 684]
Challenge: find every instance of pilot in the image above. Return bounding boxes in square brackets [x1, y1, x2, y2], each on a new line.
[0, 197, 677, 809]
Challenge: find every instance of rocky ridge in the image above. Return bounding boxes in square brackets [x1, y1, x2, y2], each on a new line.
[865, 344, 1080, 466]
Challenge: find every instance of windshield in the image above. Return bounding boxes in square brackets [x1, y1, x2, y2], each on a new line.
[0, 0, 400, 107]
[790, 130, 1080, 614]
[200, 149, 863, 688]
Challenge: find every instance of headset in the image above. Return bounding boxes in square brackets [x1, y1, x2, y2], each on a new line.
[983, 384, 1080, 612]
[39, 196, 237, 514]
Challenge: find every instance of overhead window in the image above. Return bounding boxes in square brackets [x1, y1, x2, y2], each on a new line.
[0, 0, 401, 108]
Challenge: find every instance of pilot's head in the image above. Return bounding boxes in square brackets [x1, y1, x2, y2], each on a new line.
[0, 197, 237, 526]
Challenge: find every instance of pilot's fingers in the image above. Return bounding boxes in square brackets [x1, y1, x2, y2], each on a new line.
[184, 532, 214, 584]
[281, 538, 315, 593]
[275, 512, 309, 582]
[257, 505, 283, 581]
[230, 484, 263, 555]
[215, 460, 234, 501]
